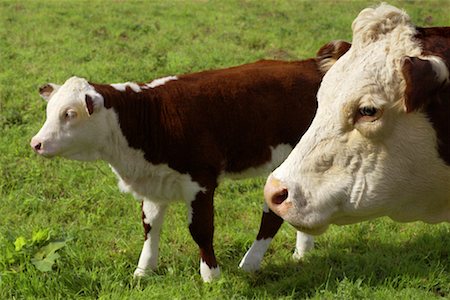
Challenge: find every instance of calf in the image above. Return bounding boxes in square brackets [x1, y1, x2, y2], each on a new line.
[30, 41, 349, 282]
[266, 3, 450, 250]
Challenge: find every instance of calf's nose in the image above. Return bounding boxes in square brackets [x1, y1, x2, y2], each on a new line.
[264, 175, 291, 217]
[30, 138, 42, 152]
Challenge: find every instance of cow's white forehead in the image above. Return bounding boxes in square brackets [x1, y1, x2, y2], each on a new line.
[320, 49, 386, 99]
[319, 4, 421, 107]
[351, 4, 411, 47]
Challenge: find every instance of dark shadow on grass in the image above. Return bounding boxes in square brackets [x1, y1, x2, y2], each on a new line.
[235, 227, 450, 298]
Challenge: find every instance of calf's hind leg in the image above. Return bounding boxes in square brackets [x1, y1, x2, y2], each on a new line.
[293, 231, 314, 260]
[134, 200, 167, 277]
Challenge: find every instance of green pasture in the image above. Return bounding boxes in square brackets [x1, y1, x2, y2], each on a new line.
[1, 0, 450, 299]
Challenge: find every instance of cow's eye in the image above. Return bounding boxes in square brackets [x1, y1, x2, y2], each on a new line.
[355, 105, 382, 125]
[359, 106, 377, 117]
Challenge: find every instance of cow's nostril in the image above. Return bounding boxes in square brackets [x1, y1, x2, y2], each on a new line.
[34, 142, 42, 151]
[264, 176, 290, 209]
[272, 188, 288, 205]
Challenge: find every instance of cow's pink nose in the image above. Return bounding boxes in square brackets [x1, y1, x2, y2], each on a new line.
[271, 187, 288, 205]
[264, 176, 291, 217]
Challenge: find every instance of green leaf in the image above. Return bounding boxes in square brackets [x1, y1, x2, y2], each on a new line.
[14, 236, 27, 252]
[33, 241, 67, 260]
[31, 239, 71, 272]
[31, 229, 50, 245]
[31, 253, 60, 272]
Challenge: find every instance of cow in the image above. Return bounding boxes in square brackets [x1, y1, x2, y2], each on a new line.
[265, 2, 450, 257]
[30, 41, 350, 282]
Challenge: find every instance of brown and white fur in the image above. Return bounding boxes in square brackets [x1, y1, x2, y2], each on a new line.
[30, 42, 349, 282]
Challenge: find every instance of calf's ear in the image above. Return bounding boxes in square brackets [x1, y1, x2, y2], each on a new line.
[39, 83, 61, 101]
[84, 94, 103, 116]
[316, 40, 351, 74]
[402, 56, 449, 113]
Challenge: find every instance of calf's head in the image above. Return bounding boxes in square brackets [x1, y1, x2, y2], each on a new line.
[265, 4, 450, 232]
[31, 77, 107, 160]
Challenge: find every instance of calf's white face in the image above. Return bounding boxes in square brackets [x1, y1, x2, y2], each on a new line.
[265, 4, 450, 233]
[31, 77, 107, 161]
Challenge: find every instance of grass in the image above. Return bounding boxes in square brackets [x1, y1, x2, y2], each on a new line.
[1, 0, 450, 299]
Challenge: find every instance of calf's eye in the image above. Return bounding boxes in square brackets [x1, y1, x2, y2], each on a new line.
[359, 106, 377, 116]
[64, 110, 77, 120]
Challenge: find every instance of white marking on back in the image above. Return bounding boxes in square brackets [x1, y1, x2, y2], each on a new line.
[110, 82, 142, 93]
[146, 76, 178, 89]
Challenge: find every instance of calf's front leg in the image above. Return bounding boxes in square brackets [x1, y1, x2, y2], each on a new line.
[239, 204, 315, 271]
[134, 200, 167, 277]
[188, 187, 220, 282]
[239, 203, 283, 272]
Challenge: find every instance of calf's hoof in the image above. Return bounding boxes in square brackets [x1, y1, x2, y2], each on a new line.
[238, 239, 272, 273]
[238, 254, 261, 273]
[200, 260, 221, 282]
[238, 260, 260, 273]
[133, 267, 147, 278]
[292, 250, 306, 261]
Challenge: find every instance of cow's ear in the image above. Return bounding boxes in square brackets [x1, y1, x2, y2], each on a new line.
[402, 56, 449, 113]
[316, 40, 351, 74]
[84, 94, 103, 116]
[39, 83, 60, 101]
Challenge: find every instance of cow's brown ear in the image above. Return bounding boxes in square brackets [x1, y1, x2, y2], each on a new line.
[316, 40, 351, 74]
[402, 56, 449, 113]
[39, 83, 60, 101]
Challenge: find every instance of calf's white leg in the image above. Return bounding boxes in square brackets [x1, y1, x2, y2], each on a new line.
[239, 203, 283, 272]
[133, 200, 167, 277]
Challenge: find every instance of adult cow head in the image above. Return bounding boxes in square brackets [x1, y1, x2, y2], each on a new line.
[265, 4, 450, 234]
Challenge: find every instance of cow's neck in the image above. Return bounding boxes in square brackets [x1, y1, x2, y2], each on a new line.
[390, 166, 450, 223]
[428, 174, 450, 222]
[416, 27, 450, 166]
[425, 86, 450, 166]
[425, 163, 450, 221]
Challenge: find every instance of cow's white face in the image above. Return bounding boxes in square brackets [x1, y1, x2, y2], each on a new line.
[31, 77, 107, 161]
[264, 4, 450, 233]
